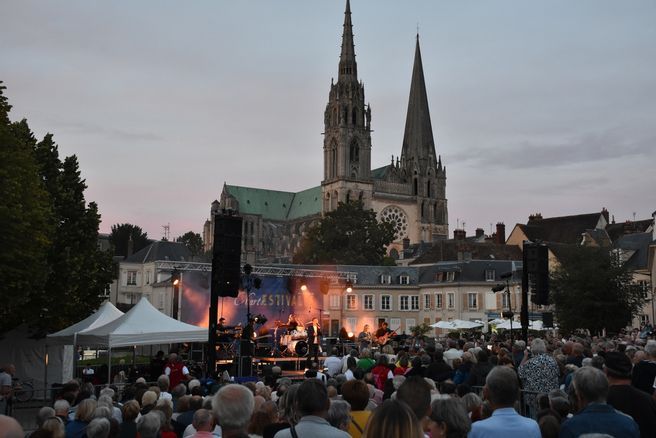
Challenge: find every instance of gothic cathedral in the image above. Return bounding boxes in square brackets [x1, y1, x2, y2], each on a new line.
[206, 0, 448, 264]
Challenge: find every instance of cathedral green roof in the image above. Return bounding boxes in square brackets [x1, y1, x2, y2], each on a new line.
[371, 165, 390, 180]
[225, 185, 321, 221]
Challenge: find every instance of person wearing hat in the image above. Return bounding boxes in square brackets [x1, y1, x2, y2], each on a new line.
[605, 351, 656, 438]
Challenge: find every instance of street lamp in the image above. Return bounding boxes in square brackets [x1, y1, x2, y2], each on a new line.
[492, 272, 515, 343]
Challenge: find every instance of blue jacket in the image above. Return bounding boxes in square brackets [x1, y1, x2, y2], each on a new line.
[559, 403, 639, 438]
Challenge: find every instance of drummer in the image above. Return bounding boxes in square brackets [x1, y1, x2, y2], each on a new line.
[287, 314, 300, 332]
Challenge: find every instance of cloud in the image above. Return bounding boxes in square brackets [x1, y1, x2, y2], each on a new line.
[450, 128, 655, 169]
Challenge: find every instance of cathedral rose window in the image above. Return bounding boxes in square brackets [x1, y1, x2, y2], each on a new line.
[380, 206, 409, 240]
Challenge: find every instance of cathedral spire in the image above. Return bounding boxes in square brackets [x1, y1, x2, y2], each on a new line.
[338, 0, 357, 81]
[401, 34, 437, 167]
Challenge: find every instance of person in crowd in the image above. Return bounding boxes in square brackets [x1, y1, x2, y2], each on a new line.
[370, 354, 393, 390]
[341, 379, 371, 438]
[248, 400, 278, 438]
[164, 353, 190, 389]
[54, 399, 71, 425]
[429, 396, 471, 438]
[157, 375, 172, 401]
[362, 399, 424, 438]
[263, 383, 300, 438]
[323, 348, 342, 378]
[140, 390, 158, 416]
[137, 412, 162, 438]
[453, 351, 475, 385]
[632, 339, 656, 394]
[467, 349, 494, 387]
[86, 417, 111, 438]
[468, 366, 540, 438]
[33, 406, 56, 432]
[344, 356, 358, 381]
[460, 392, 483, 423]
[32, 417, 66, 438]
[566, 342, 585, 367]
[394, 355, 410, 376]
[66, 398, 98, 438]
[188, 409, 217, 438]
[517, 338, 560, 416]
[213, 383, 254, 438]
[327, 400, 351, 432]
[97, 393, 122, 424]
[0, 364, 15, 416]
[443, 340, 463, 367]
[152, 402, 177, 438]
[604, 351, 656, 437]
[341, 349, 359, 374]
[356, 349, 375, 373]
[273, 379, 350, 438]
[424, 350, 452, 382]
[118, 399, 140, 438]
[560, 366, 639, 438]
[537, 414, 560, 438]
[396, 375, 432, 434]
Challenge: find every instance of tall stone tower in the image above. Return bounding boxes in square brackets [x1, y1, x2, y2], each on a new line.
[399, 36, 448, 240]
[321, 0, 373, 213]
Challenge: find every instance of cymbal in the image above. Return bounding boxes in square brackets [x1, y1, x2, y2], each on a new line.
[256, 334, 273, 339]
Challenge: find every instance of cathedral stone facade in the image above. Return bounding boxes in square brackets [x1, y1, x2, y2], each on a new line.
[204, 0, 448, 264]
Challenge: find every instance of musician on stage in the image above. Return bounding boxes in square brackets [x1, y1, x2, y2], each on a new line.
[307, 317, 322, 366]
[357, 324, 372, 351]
[287, 314, 299, 332]
[240, 318, 255, 357]
[217, 317, 232, 343]
[375, 321, 393, 346]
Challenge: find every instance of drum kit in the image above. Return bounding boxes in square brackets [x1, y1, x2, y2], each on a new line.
[274, 319, 309, 356]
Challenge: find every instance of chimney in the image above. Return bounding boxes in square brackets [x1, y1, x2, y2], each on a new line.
[496, 222, 506, 244]
[127, 235, 134, 257]
[475, 228, 484, 238]
[623, 220, 634, 235]
[402, 238, 410, 250]
[454, 229, 466, 241]
[528, 213, 543, 223]
[601, 207, 609, 224]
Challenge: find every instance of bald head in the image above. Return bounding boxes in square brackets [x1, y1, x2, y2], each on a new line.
[0, 415, 24, 438]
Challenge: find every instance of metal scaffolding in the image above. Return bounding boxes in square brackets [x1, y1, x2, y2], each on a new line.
[154, 261, 358, 282]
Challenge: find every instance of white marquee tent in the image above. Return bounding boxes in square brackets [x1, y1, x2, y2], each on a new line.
[46, 301, 124, 346]
[75, 297, 207, 348]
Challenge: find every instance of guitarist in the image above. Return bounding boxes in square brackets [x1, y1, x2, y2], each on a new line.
[375, 321, 395, 346]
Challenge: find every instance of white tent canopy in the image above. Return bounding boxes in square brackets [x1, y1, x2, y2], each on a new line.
[46, 301, 124, 345]
[431, 319, 483, 330]
[76, 297, 208, 348]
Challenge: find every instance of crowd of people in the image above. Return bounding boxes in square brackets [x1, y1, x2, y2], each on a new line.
[2, 331, 656, 438]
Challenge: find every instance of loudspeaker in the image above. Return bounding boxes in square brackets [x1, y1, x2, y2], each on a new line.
[543, 312, 554, 328]
[523, 242, 549, 306]
[212, 214, 243, 298]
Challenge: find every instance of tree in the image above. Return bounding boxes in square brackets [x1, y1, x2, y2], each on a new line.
[0, 82, 114, 334]
[550, 245, 648, 335]
[109, 223, 150, 257]
[176, 231, 203, 256]
[293, 200, 396, 265]
[0, 83, 53, 333]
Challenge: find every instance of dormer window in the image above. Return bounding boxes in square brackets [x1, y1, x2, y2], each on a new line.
[485, 270, 496, 281]
[446, 271, 455, 282]
[380, 274, 391, 285]
[399, 275, 410, 285]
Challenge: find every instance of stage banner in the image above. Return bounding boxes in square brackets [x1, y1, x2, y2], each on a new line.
[180, 271, 325, 331]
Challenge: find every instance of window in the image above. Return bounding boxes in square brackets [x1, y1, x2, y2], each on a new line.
[423, 294, 431, 310]
[485, 270, 495, 281]
[364, 295, 375, 310]
[411, 295, 419, 311]
[447, 293, 455, 309]
[380, 274, 391, 284]
[329, 295, 340, 309]
[346, 294, 357, 310]
[468, 293, 478, 309]
[399, 275, 410, 285]
[446, 272, 455, 282]
[127, 271, 137, 286]
[347, 317, 358, 333]
[145, 271, 151, 285]
[400, 296, 409, 311]
[435, 294, 443, 309]
[502, 292, 510, 309]
[406, 319, 416, 335]
[390, 318, 401, 332]
[639, 314, 650, 325]
[381, 295, 391, 311]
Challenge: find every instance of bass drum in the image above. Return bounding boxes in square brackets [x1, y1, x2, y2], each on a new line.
[288, 340, 308, 356]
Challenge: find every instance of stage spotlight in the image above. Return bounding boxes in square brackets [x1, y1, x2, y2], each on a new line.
[345, 280, 353, 293]
[347, 332, 354, 338]
[300, 276, 308, 291]
[171, 269, 180, 286]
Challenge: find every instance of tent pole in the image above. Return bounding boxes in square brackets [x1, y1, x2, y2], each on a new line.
[108, 347, 112, 385]
[73, 332, 78, 379]
[44, 345, 49, 402]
